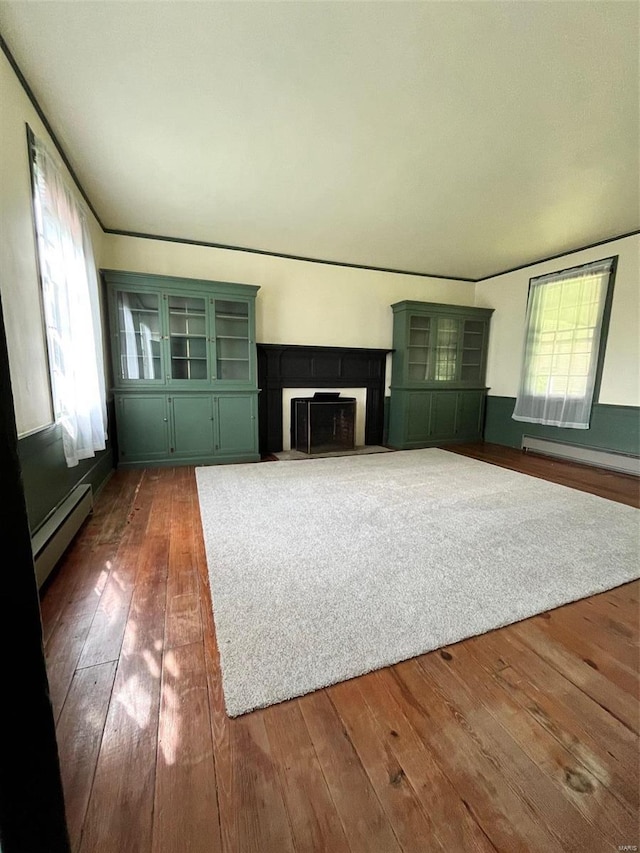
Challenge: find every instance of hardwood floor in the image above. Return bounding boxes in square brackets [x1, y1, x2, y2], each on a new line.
[40, 444, 639, 853]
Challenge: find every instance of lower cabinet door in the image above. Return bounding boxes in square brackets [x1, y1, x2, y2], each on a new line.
[429, 392, 458, 438]
[216, 394, 257, 456]
[171, 394, 215, 457]
[405, 391, 432, 444]
[116, 395, 170, 462]
[455, 390, 485, 439]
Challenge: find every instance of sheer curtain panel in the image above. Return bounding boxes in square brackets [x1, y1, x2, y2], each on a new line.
[32, 134, 107, 466]
[512, 258, 614, 429]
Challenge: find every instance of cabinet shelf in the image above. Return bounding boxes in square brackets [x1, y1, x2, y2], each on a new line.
[118, 330, 161, 337]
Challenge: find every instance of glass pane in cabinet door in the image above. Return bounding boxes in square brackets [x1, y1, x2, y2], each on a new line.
[434, 318, 459, 381]
[408, 316, 431, 380]
[168, 295, 207, 380]
[116, 291, 162, 380]
[461, 319, 484, 382]
[215, 300, 250, 381]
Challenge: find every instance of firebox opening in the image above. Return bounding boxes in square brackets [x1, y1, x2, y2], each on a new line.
[291, 393, 357, 455]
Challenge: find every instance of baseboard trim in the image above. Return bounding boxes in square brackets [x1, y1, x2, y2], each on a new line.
[522, 435, 640, 476]
[32, 484, 93, 588]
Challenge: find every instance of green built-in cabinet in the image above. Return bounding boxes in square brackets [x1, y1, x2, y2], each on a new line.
[103, 269, 260, 467]
[387, 301, 494, 449]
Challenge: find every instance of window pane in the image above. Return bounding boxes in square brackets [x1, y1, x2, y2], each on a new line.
[513, 258, 613, 428]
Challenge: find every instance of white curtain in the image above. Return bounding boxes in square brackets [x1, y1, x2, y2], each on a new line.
[32, 135, 107, 466]
[512, 258, 613, 429]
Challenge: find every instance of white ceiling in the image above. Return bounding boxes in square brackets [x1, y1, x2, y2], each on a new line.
[1, 1, 638, 280]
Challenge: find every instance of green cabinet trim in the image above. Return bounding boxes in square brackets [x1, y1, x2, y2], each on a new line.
[388, 301, 493, 449]
[101, 268, 260, 297]
[103, 270, 260, 467]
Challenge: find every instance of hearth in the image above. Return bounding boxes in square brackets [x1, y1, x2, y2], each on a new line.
[291, 393, 356, 454]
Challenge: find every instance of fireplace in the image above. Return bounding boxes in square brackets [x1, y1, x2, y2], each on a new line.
[281, 386, 367, 451]
[292, 393, 356, 454]
[257, 344, 392, 455]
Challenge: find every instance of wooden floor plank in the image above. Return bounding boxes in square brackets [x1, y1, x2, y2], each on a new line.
[39, 469, 140, 645]
[466, 626, 639, 810]
[511, 620, 639, 734]
[262, 700, 352, 853]
[45, 608, 96, 723]
[417, 650, 614, 853]
[429, 641, 636, 846]
[55, 661, 117, 852]
[357, 669, 498, 853]
[534, 610, 638, 697]
[552, 593, 637, 653]
[165, 469, 202, 649]
[328, 677, 448, 852]
[76, 471, 157, 669]
[382, 661, 568, 853]
[214, 707, 297, 853]
[77, 470, 171, 853]
[39, 542, 92, 648]
[298, 689, 404, 853]
[77, 649, 162, 853]
[152, 641, 221, 853]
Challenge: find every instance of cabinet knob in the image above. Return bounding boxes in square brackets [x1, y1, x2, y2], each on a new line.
[163, 418, 168, 422]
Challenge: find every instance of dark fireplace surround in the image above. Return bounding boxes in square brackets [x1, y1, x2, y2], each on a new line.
[257, 344, 391, 455]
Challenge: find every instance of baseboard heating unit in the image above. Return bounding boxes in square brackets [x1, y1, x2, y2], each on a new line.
[522, 436, 640, 477]
[32, 484, 93, 588]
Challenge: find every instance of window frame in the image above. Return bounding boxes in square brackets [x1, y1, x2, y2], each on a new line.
[26, 124, 57, 429]
[513, 255, 618, 427]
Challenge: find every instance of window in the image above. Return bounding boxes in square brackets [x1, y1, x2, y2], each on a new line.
[512, 257, 616, 429]
[29, 128, 107, 466]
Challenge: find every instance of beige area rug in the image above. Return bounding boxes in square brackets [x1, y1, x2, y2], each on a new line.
[196, 448, 639, 717]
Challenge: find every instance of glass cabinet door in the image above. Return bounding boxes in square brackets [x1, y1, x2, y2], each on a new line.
[115, 290, 163, 381]
[214, 300, 251, 381]
[433, 318, 460, 381]
[168, 295, 208, 381]
[461, 319, 485, 383]
[407, 315, 431, 381]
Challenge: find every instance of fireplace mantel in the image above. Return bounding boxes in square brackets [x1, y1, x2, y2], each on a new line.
[257, 344, 392, 454]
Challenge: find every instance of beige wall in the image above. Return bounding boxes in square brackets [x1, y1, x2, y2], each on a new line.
[102, 235, 476, 351]
[475, 234, 640, 407]
[0, 49, 105, 435]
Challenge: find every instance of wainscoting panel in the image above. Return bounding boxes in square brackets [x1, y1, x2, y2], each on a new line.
[485, 396, 640, 459]
[18, 406, 115, 534]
